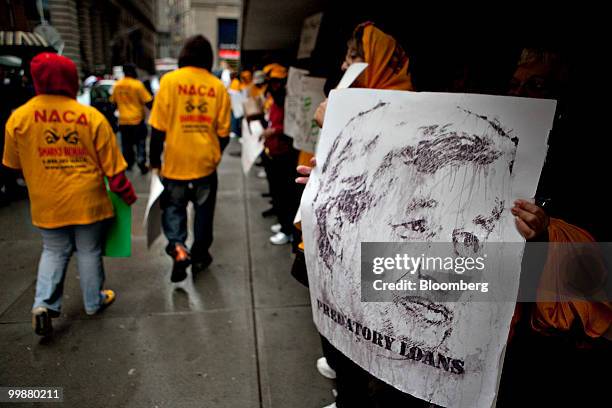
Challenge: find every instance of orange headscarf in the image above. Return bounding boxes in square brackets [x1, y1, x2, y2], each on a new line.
[263, 63, 287, 79]
[353, 22, 414, 91]
[530, 218, 612, 338]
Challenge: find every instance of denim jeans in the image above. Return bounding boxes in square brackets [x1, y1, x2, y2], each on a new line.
[119, 121, 148, 169]
[34, 221, 106, 315]
[160, 172, 218, 262]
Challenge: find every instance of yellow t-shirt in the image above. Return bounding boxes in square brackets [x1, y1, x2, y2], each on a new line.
[3, 95, 128, 228]
[110, 77, 153, 125]
[148, 66, 231, 180]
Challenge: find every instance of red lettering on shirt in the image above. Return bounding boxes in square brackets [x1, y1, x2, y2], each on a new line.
[179, 114, 212, 123]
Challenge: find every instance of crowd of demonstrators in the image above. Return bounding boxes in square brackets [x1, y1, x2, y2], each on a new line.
[110, 63, 153, 175]
[2, 53, 136, 336]
[149, 35, 231, 283]
[294, 23, 610, 408]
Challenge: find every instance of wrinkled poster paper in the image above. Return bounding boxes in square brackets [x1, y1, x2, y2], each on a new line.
[301, 89, 556, 407]
[241, 119, 265, 174]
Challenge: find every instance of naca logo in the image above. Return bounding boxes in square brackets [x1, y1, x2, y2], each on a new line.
[44, 128, 79, 145]
[185, 100, 208, 113]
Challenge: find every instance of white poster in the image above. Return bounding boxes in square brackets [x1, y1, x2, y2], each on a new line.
[292, 76, 326, 154]
[229, 89, 245, 118]
[336, 62, 368, 89]
[297, 12, 323, 60]
[241, 119, 265, 175]
[284, 67, 310, 138]
[301, 89, 556, 408]
[144, 173, 164, 248]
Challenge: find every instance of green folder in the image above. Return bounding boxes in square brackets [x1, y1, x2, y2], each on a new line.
[103, 179, 132, 257]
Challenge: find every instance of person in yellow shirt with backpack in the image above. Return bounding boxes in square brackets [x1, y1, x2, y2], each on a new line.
[149, 35, 231, 282]
[110, 63, 153, 174]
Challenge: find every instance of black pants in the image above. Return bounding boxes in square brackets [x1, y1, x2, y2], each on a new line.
[160, 173, 218, 262]
[119, 121, 147, 169]
[267, 151, 299, 235]
[325, 337, 436, 408]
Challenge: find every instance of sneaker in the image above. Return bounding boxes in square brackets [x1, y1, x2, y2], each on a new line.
[87, 289, 116, 315]
[270, 223, 282, 233]
[269, 232, 291, 245]
[256, 169, 266, 179]
[171, 243, 191, 282]
[322, 403, 337, 408]
[32, 306, 52, 336]
[316, 357, 337, 379]
[192, 252, 213, 276]
[99, 289, 116, 312]
[261, 207, 276, 218]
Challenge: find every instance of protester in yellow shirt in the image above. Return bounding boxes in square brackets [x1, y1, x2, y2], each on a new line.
[149, 35, 231, 282]
[110, 63, 153, 174]
[2, 53, 136, 336]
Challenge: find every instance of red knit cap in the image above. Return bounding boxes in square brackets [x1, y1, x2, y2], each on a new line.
[30, 53, 79, 99]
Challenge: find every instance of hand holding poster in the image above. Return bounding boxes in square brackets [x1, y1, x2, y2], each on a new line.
[300, 89, 556, 407]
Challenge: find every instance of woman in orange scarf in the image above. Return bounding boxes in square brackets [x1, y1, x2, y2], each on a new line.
[295, 22, 428, 408]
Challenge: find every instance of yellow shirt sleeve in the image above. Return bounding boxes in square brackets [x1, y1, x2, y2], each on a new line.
[2, 115, 21, 169]
[93, 113, 128, 177]
[148, 77, 169, 131]
[139, 82, 153, 104]
[216, 85, 231, 137]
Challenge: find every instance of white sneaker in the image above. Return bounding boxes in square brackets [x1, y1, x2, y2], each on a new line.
[316, 357, 337, 379]
[322, 403, 336, 408]
[270, 223, 282, 233]
[269, 232, 290, 245]
[257, 169, 266, 179]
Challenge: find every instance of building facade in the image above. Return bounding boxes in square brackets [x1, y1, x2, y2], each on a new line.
[167, 0, 241, 69]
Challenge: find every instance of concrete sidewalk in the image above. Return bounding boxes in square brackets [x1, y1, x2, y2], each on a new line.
[0, 142, 333, 407]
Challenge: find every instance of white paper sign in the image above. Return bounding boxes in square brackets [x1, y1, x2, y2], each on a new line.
[229, 89, 245, 118]
[301, 89, 556, 408]
[144, 173, 164, 248]
[297, 13, 323, 60]
[284, 67, 310, 138]
[241, 119, 265, 174]
[336, 62, 368, 89]
[292, 76, 326, 154]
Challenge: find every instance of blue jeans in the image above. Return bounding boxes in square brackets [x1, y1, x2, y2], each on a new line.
[34, 221, 107, 315]
[160, 172, 218, 262]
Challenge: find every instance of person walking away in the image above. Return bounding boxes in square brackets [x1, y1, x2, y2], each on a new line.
[110, 63, 153, 174]
[2, 53, 137, 336]
[149, 35, 231, 282]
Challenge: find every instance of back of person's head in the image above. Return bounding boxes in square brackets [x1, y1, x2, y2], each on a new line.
[30, 52, 79, 99]
[178, 35, 213, 71]
[123, 63, 137, 78]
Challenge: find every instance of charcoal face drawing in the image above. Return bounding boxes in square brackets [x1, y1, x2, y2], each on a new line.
[311, 100, 519, 351]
